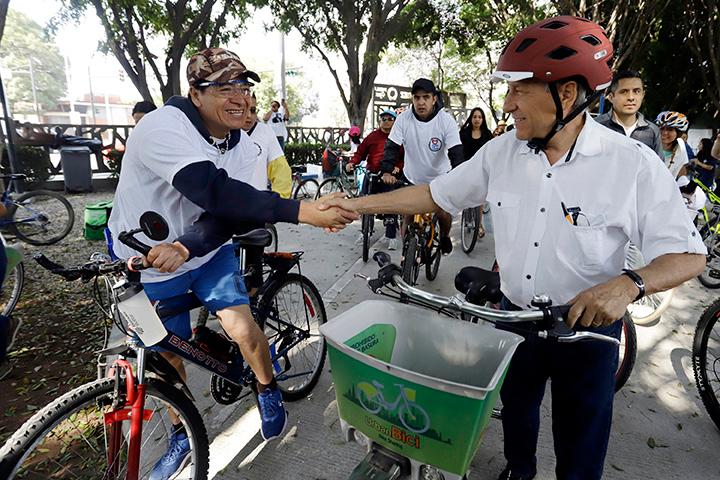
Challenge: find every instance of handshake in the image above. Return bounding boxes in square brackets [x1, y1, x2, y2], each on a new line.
[298, 192, 360, 232]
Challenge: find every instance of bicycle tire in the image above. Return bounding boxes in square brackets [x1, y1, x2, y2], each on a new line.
[460, 207, 480, 254]
[0, 377, 209, 480]
[692, 298, 720, 431]
[401, 235, 419, 286]
[1, 261, 24, 318]
[292, 178, 319, 200]
[362, 214, 373, 263]
[258, 273, 327, 401]
[266, 223, 279, 253]
[627, 288, 675, 326]
[11, 190, 75, 245]
[425, 218, 441, 281]
[315, 178, 343, 199]
[615, 314, 637, 392]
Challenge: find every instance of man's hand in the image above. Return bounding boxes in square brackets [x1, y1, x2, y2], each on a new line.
[298, 197, 358, 231]
[381, 173, 397, 185]
[391, 167, 400, 175]
[345, 162, 355, 172]
[566, 275, 638, 329]
[146, 242, 190, 273]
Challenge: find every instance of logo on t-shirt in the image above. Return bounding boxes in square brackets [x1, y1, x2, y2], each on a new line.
[253, 141, 263, 157]
[428, 137, 443, 152]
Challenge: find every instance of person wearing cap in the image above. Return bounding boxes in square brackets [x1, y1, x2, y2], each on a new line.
[319, 16, 705, 479]
[131, 100, 157, 124]
[346, 109, 405, 249]
[109, 47, 356, 479]
[378, 77, 464, 254]
[263, 99, 290, 150]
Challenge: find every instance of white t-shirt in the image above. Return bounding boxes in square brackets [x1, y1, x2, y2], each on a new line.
[389, 108, 462, 184]
[430, 114, 706, 308]
[267, 107, 288, 139]
[612, 112, 638, 137]
[248, 121, 285, 191]
[109, 105, 258, 282]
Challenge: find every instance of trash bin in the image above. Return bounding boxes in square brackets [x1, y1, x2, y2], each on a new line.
[60, 146, 93, 193]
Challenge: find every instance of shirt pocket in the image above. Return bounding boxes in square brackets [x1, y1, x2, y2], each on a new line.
[486, 190, 522, 244]
[557, 216, 614, 268]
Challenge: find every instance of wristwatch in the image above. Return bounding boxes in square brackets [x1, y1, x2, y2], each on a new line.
[621, 269, 645, 302]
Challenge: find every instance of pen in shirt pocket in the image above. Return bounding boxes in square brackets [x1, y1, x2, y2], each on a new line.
[561, 201, 574, 225]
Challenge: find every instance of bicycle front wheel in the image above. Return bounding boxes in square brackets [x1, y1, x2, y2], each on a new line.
[1, 261, 24, 317]
[0, 377, 209, 480]
[11, 191, 75, 245]
[401, 235, 420, 285]
[693, 298, 720, 431]
[460, 207, 480, 254]
[266, 223, 279, 252]
[259, 273, 327, 401]
[615, 314, 637, 392]
[293, 178, 319, 200]
[315, 178, 344, 199]
[361, 214, 373, 263]
[425, 218, 441, 281]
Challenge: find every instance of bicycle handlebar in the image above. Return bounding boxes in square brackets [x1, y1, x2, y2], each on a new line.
[366, 252, 619, 345]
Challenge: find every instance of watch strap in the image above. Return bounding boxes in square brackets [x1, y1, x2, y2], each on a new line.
[622, 269, 645, 302]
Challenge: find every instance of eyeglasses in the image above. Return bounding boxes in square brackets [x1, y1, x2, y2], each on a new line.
[380, 116, 395, 122]
[196, 79, 251, 98]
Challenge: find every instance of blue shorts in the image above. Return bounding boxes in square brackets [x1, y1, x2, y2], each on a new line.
[143, 245, 249, 340]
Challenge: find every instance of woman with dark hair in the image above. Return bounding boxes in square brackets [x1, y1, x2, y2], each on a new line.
[693, 137, 719, 189]
[460, 107, 493, 160]
[459, 107, 493, 241]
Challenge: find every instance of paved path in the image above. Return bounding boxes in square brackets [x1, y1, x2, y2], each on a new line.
[178, 217, 720, 480]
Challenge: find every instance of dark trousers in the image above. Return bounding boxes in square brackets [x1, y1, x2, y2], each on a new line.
[361, 174, 398, 239]
[499, 297, 621, 479]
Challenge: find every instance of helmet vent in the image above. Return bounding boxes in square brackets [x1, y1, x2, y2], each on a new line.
[515, 38, 537, 53]
[581, 34, 601, 46]
[547, 46, 577, 60]
[541, 20, 568, 30]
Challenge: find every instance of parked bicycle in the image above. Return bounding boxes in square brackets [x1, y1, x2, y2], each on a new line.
[316, 157, 365, 199]
[291, 165, 320, 200]
[0, 212, 327, 480]
[692, 175, 720, 288]
[692, 297, 720, 432]
[0, 174, 75, 245]
[0, 233, 24, 318]
[321, 252, 620, 480]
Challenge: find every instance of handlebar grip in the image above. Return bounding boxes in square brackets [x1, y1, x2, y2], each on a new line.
[373, 251, 392, 268]
[33, 253, 66, 272]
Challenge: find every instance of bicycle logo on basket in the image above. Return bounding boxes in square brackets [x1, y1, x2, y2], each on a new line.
[355, 380, 430, 434]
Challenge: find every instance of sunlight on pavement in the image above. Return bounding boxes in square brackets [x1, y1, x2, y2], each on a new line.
[208, 406, 262, 478]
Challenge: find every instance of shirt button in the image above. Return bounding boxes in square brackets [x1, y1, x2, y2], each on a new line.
[540, 207, 546, 213]
[692, 232, 696, 236]
[546, 173, 552, 178]
[526, 274, 532, 279]
[534, 242, 539, 247]
[497, 201, 502, 207]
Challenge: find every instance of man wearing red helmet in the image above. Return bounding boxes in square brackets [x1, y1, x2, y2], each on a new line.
[319, 16, 706, 479]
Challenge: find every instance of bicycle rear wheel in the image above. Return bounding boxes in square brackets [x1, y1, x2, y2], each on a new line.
[265, 223, 279, 252]
[0, 377, 209, 480]
[259, 273, 327, 401]
[315, 178, 343, 199]
[460, 207, 480, 254]
[0, 261, 23, 318]
[11, 190, 75, 245]
[693, 298, 720, 431]
[292, 178, 319, 200]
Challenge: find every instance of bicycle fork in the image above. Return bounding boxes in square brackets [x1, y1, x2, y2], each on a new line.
[105, 348, 153, 480]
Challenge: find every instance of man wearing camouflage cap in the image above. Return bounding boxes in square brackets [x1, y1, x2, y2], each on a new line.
[109, 47, 356, 479]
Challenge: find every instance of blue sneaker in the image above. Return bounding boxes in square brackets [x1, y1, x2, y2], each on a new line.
[148, 431, 191, 480]
[257, 387, 288, 441]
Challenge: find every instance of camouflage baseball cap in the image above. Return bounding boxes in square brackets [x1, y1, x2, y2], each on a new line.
[186, 48, 261, 86]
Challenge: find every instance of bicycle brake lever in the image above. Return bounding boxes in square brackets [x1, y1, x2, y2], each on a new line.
[354, 273, 369, 281]
[557, 331, 620, 345]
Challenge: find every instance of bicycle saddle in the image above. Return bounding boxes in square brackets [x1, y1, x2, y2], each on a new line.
[233, 228, 272, 248]
[454, 266, 502, 305]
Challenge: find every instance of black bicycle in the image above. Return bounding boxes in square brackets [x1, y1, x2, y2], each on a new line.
[692, 297, 720, 431]
[460, 206, 481, 254]
[0, 212, 327, 480]
[0, 173, 75, 245]
[358, 173, 400, 263]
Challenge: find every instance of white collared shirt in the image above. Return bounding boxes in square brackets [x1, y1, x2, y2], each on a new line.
[430, 115, 705, 309]
[612, 111, 638, 137]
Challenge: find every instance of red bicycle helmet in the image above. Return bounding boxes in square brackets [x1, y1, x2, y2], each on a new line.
[492, 16, 613, 91]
